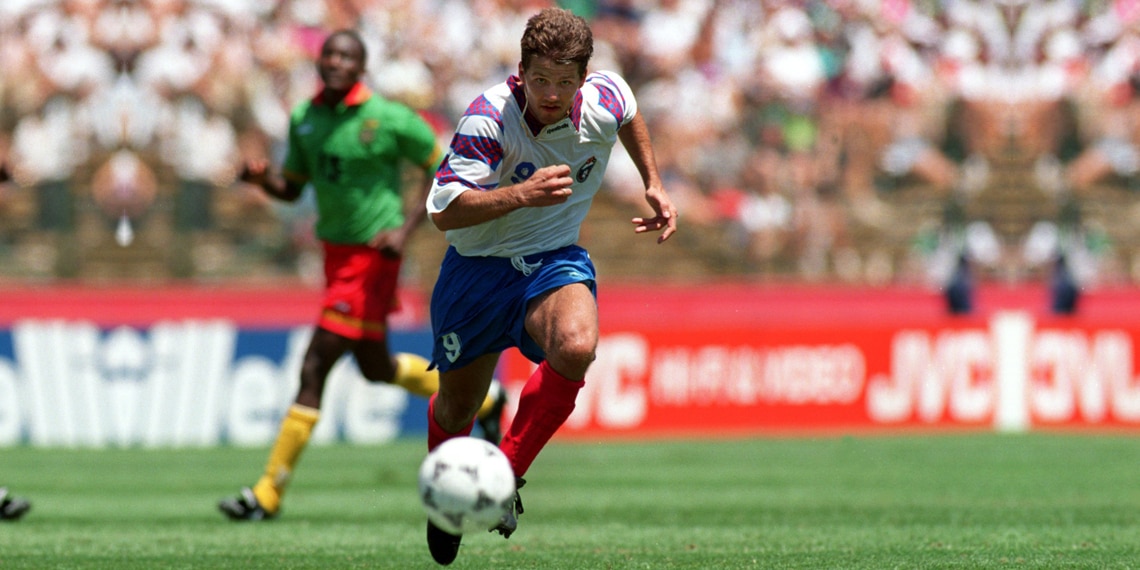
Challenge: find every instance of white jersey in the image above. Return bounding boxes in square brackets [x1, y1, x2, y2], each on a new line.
[428, 71, 638, 257]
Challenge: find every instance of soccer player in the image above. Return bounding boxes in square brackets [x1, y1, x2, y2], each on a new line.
[218, 29, 506, 521]
[0, 487, 30, 521]
[421, 8, 677, 565]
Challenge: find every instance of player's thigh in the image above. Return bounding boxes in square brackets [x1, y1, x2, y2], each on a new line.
[352, 336, 396, 381]
[524, 283, 598, 358]
[305, 327, 355, 376]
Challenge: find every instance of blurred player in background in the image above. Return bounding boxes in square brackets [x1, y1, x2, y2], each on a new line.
[0, 487, 30, 521]
[422, 8, 677, 565]
[218, 29, 506, 521]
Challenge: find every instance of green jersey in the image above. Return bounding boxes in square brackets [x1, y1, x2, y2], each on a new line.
[283, 84, 443, 244]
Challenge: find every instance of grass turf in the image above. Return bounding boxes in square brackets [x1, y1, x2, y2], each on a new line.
[1, 434, 1138, 569]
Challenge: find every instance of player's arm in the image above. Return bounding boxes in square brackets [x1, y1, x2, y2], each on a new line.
[400, 163, 433, 232]
[0, 163, 8, 184]
[371, 110, 448, 254]
[429, 164, 575, 231]
[0, 130, 11, 184]
[618, 110, 677, 243]
[400, 129, 448, 235]
[369, 150, 440, 255]
[240, 158, 304, 202]
[428, 105, 577, 230]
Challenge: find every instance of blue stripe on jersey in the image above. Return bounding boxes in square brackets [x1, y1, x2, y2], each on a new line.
[589, 75, 626, 125]
[463, 94, 502, 123]
[569, 90, 584, 130]
[451, 132, 504, 170]
[434, 156, 463, 186]
[434, 156, 497, 190]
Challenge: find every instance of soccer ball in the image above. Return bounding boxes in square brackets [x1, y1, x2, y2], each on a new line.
[418, 437, 516, 535]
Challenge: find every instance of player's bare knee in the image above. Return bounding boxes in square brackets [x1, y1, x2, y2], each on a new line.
[357, 363, 395, 384]
[435, 396, 480, 432]
[548, 322, 596, 352]
[548, 338, 596, 377]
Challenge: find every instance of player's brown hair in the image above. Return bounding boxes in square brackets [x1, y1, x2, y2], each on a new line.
[520, 8, 593, 77]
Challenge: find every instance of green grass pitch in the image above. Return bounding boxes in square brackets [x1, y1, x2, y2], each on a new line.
[2, 434, 1139, 569]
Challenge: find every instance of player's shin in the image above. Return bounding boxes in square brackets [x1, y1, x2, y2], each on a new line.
[499, 361, 584, 477]
[252, 404, 319, 513]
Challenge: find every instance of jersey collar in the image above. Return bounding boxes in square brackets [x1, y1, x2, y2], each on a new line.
[312, 82, 372, 107]
[509, 75, 583, 137]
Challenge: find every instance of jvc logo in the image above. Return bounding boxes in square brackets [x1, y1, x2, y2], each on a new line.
[866, 315, 1140, 427]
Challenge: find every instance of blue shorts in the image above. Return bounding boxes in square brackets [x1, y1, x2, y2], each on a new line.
[429, 245, 597, 371]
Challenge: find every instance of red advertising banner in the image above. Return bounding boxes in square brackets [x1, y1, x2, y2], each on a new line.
[495, 284, 1140, 438]
[4, 282, 1140, 444]
[0, 285, 428, 329]
[1023, 321, 1140, 429]
[499, 321, 997, 438]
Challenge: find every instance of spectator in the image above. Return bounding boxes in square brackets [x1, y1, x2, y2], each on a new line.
[911, 198, 1003, 314]
[1023, 199, 1114, 314]
[5, 0, 114, 277]
[0, 0, 1138, 287]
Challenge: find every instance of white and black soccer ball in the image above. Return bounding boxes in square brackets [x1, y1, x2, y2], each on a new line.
[418, 436, 516, 535]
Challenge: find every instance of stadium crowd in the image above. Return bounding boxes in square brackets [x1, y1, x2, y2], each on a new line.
[0, 0, 1138, 286]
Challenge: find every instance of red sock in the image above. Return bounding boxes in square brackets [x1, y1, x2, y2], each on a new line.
[427, 394, 473, 451]
[499, 361, 584, 477]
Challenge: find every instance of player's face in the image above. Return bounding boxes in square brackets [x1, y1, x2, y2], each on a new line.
[519, 56, 585, 126]
[318, 34, 365, 92]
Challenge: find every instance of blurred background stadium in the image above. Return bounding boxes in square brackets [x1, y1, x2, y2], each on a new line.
[3, 0, 1139, 291]
[3, 0, 1140, 443]
[7, 4, 1140, 566]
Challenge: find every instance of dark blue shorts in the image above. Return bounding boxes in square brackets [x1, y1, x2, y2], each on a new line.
[429, 245, 597, 371]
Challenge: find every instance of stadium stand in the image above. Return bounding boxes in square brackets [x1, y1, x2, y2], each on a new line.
[0, 0, 1138, 293]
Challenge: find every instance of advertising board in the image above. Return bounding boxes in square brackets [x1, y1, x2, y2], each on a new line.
[2, 284, 1139, 446]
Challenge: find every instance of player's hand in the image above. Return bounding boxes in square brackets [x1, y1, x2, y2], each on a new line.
[369, 228, 408, 258]
[240, 158, 270, 186]
[240, 159, 302, 202]
[632, 185, 677, 243]
[521, 164, 574, 207]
